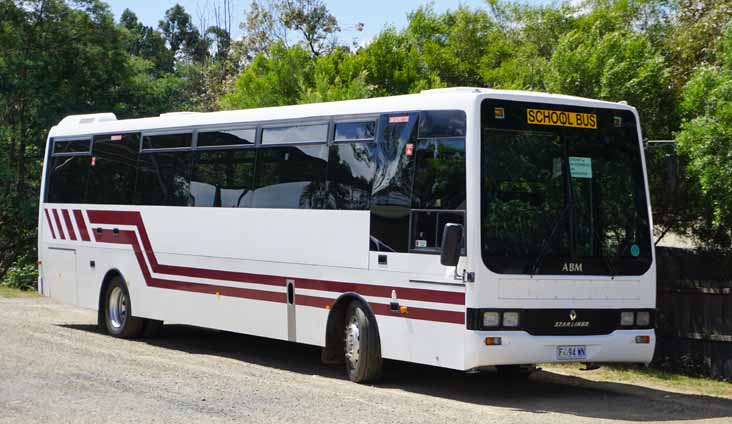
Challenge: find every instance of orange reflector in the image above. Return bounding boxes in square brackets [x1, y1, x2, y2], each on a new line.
[399, 306, 408, 314]
[635, 335, 650, 344]
[484, 337, 502, 346]
[325, 304, 331, 310]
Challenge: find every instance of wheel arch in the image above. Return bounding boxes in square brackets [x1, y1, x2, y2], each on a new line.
[97, 268, 125, 330]
[321, 292, 381, 365]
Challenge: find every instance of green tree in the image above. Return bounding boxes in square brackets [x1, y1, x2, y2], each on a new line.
[675, 26, 732, 249]
[280, 0, 340, 57]
[0, 0, 132, 276]
[221, 43, 313, 108]
[159, 4, 209, 64]
[120, 8, 174, 73]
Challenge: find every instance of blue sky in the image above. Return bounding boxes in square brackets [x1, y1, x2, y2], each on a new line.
[105, 0, 549, 45]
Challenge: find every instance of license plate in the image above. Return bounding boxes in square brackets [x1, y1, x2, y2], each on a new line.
[557, 345, 587, 361]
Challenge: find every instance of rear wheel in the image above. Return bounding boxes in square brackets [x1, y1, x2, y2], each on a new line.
[344, 301, 382, 383]
[104, 277, 144, 338]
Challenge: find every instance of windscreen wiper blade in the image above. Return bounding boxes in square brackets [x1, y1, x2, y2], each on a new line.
[527, 199, 573, 276]
[590, 227, 617, 279]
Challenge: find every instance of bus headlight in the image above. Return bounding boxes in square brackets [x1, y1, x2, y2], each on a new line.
[482, 312, 500, 327]
[620, 311, 635, 326]
[636, 311, 650, 327]
[502, 311, 520, 327]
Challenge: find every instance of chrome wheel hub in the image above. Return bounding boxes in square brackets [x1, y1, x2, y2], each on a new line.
[108, 286, 128, 329]
[344, 315, 360, 368]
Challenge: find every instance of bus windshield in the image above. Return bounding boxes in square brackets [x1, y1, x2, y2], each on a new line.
[480, 99, 652, 276]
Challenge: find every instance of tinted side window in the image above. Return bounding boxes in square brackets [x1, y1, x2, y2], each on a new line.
[134, 151, 192, 206]
[46, 155, 89, 203]
[253, 145, 328, 208]
[412, 138, 466, 209]
[418, 110, 466, 138]
[53, 139, 91, 154]
[198, 129, 256, 148]
[327, 142, 377, 210]
[87, 134, 139, 205]
[143, 133, 192, 149]
[334, 121, 375, 141]
[191, 149, 255, 207]
[370, 113, 418, 252]
[261, 124, 328, 145]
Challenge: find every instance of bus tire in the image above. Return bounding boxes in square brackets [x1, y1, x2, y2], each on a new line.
[344, 300, 382, 383]
[103, 276, 144, 339]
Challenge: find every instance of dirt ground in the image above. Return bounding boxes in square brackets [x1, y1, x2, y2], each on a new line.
[1, 295, 731, 423]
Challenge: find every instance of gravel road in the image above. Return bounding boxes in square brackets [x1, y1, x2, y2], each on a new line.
[1, 296, 731, 424]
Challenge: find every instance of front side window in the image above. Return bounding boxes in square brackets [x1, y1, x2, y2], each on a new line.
[481, 100, 652, 275]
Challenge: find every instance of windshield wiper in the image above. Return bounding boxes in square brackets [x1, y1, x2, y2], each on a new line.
[527, 199, 573, 276]
[571, 174, 618, 279]
[590, 226, 617, 279]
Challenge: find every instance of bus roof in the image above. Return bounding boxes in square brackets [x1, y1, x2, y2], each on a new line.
[49, 87, 635, 139]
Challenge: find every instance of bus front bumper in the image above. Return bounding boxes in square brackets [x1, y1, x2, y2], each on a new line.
[465, 329, 655, 369]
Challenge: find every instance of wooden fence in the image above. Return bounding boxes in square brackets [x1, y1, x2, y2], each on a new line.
[654, 247, 732, 380]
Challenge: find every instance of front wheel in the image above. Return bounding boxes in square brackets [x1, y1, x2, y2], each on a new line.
[344, 301, 382, 383]
[104, 277, 144, 338]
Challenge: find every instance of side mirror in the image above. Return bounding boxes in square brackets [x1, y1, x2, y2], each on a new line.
[440, 223, 463, 266]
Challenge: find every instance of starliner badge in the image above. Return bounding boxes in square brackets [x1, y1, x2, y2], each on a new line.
[555, 309, 589, 328]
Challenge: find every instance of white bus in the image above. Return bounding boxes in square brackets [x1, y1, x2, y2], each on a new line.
[38, 87, 655, 382]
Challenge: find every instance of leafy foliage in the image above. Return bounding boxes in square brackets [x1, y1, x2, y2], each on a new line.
[5, 0, 732, 281]
[675, 27, 732, 249]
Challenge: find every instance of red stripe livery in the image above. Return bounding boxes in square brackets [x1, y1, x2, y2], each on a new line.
[81, 209, 464, 325]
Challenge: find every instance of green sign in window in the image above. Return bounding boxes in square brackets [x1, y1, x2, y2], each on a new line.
[569, 156, 592, 179]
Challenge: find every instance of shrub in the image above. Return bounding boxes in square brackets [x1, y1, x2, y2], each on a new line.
[3, 257, 38, 291]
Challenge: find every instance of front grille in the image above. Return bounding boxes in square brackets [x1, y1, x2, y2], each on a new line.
[466, 308, 654, 335]
[521, 309, 618, 336]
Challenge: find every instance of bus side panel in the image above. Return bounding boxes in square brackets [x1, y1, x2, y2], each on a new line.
[83, 242, 291, 342]
[138, 287, 289, 341]
[142, 207, 371, 270]
[377, 316, 465, 370]
[44, 248, 77, 305]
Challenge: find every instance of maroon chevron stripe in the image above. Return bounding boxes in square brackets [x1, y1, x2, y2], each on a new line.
[61, 209, 77, 241]
[86, 210, 465, 306]
[44, 209, 57, 239]
[73, 209, 91, 241]
[52, 209, 65, 240]
[86, 209, 465, 324]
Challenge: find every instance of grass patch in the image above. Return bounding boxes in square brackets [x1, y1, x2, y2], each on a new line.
[0, 285, 39, 298]
[543, 362, 732, 398]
